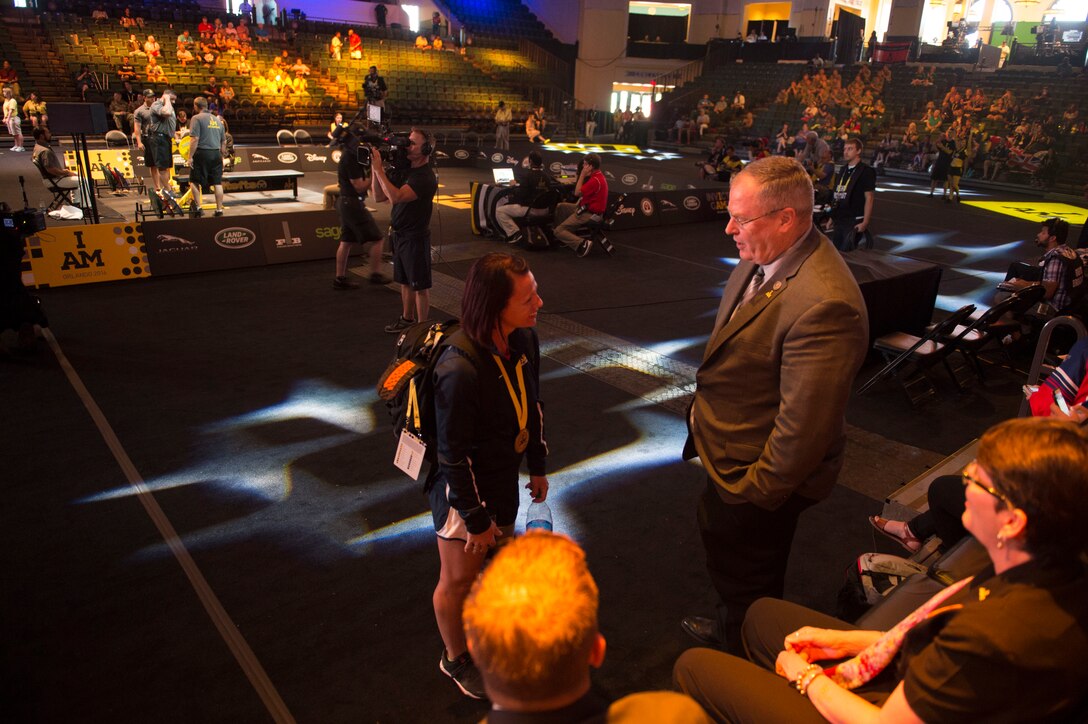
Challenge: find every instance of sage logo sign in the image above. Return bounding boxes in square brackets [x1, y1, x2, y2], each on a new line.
[683, 196, 701, 211]
[215, 227, 258, 249]
[278, 152, 298, 163]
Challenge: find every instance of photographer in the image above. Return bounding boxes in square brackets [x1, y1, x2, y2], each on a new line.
[369, 129, 437, 333]
[827, 137, 875, 252]
[0, 203, 47, 355]
[332, 132, 387, 290]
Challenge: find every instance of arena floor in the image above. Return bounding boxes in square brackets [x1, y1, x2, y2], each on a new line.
[3, 138, 1084, 722]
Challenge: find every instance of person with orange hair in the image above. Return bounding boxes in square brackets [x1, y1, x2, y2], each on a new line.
[465, 531, 710, 720]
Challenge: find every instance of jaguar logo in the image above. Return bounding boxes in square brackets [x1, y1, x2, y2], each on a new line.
[277, 152, 298, 163]
[156, 233, 195, 246]
[455, 149, 470, 160]
[621, 173, 638, 185]
[640, 198, 654, 216]
[658, 198, 677, 210]
[250, 153, 271, 162]
[683, 196, 701, 211]
[214, 227, 257, 249]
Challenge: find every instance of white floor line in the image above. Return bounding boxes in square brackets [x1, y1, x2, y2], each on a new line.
[42, 328, 297, 724]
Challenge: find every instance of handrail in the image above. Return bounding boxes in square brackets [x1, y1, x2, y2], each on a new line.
[1017, 315, 1088, 417]
[651, 57, 704, 91]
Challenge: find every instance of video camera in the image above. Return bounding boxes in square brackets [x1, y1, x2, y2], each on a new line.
[1, 209, 47, 238]
[329, 122, 413, 173]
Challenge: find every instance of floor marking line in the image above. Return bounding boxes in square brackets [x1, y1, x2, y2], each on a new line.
[43, 329, 297, 724]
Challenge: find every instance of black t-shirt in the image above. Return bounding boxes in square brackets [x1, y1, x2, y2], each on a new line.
[511, 167, 550, 205]
[336, 142, 370, 198]
[390, 164, 437, 236]
[363, 74, 387, 101]
[831, 162, 876, 219]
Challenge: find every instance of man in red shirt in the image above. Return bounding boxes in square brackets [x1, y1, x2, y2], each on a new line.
[553, 153, 608, 257]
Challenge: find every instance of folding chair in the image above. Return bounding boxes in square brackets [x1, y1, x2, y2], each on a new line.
[32, 156, 75, 211]
[858, 304, 978, 406]
[293, 128, 312, 145]
[937, 285, 1046, 381]
[104, 129, 130, 147]
[572, 192, 628, 257]
[275, 128, 296, 146]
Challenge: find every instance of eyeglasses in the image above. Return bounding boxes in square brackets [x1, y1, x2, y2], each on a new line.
[727, 208, 783, 229]
[961, 463, 1014, 509]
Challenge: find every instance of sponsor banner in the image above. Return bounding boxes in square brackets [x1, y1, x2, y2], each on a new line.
[436, 147, 478, 167]
[244, 146, 301, 170]
[257, 210, 344, 264]
[24, 223, 150, 288]
[218, 172, 301, 195]
[64, 149, 138, 180]
[608, 191, 659, 230]
[143, 216, 266, 276]
[655, 189, 727, 225]
[298, 149, 335, 172]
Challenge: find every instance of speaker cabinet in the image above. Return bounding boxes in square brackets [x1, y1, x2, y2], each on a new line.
[48, 103, 110, 135]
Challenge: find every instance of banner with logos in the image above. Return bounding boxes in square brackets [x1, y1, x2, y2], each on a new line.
[654, 188, 729, 226]
[63, 149, 139, 181]
[142, 216, 267, 276]
[257, 210, 346, 264]
[608, 191, 660, 230]
[23, 223, 150, 288]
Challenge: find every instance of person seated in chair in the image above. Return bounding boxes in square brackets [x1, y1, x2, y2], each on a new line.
[495, 150, 552, 245]
[1001, 218, 1084, 318]
[32, 126, 81, 204]
[552, 153, 607, 257]
[675, 416, 1088, 724]
[464, 531, 710, 721]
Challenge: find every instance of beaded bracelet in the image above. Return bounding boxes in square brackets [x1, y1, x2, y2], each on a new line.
[799, 668, 825, 697]
[793, 664, 822, 695]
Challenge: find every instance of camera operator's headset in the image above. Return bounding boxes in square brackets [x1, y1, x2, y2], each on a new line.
[420, 133, 434, 158]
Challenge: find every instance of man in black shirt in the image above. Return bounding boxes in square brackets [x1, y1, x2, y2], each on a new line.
[370, 129, 438, 332]
[332, 136, 387, 289]
[117, 57, 137, 84]
[828, 137, 876, 251]
[495, 150, 551, 243]
[363, 66, 388, 110]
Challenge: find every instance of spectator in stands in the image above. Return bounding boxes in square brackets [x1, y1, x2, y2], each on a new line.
[774, 123, 791, 155]
[465, 532, 710, 721]
[32, 128, 79, 191]
[219, 81, 235, 109]
[434, 36, 446, 51]
[714, 95, 728, 115]
[120, 7, 137, 28]
[144, 35, 160, 58]
[116, 57, 138, 84]
[22, 92, 46, 129]
[732, 90, 745, 110]
[678, 417, 1088, 723]
[91, 4, 108, 23]
[620, 107, 633, 140]
[146, 57, 165, 84]
[2, 88, 24, 152]
[612, 108, 622, 140]
[328, 112, 348, 144]
[198, 16, 214, 38]
[364, 66, 387, 109]
[799, 130, 829, 171]
[329, 31, 342, 61]
[236, 18, 251, 43]
[929, 131, 954, 199]
[494, 100, 512, 151]
[1003, 218, 1084, 317]
[696, 108, 711, 137]
[697, 94, 713, 115]
[177, 30, 195, 52]
[0, 61, 19, 100]
[254, 23, 271, 44]
[177, 45, 194, 67]
[290, 58, 310, 78]
[109, 91, 129, 132]
[998, 40, 1010, 68]
[553, 154, 607, 257]
[126, 33, 145, 56]
[236, 56, 251, 76]
[74, 64, 95, 101]
[745, 29, 758, 43]
[431, 11, 442, 38]
[374, 3, 387, 28]
[415, 34, 431, 50]
[671, 114, 693, 145]
[200, 43, 219, 68]
[583, 105, 596, 139]
[237, 0, 254, 20]
[347, 29, 362, 59]
[224, 22, 238, 40]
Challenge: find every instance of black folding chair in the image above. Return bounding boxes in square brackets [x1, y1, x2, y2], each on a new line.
[32, 156, 74, 211]
[859, 304, 978, 406]
[936, 285, 1046, 380]
[519, 188, 560, 250]
[573, 192, 628, 256]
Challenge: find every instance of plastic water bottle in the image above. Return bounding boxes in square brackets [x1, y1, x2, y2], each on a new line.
[525, 501, 553, 532]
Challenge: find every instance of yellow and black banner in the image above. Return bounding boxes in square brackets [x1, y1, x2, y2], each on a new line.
[23, 223, 149, 288]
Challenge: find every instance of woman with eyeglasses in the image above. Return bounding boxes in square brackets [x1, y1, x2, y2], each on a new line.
[871, 338, 1088, 554]
[675, 417, 1088, 722]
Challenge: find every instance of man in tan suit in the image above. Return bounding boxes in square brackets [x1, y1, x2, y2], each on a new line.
[681, 157, 868, 653]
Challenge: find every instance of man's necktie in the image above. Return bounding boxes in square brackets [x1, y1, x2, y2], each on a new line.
[740, 266, 765, 307]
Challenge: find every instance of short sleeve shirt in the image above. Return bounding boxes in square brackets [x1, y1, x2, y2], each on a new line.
[390, 164, 437, 236]
[148, 100, 177, 135]
[133, 105, 153, 134]
[1040, 245, 1082, 311]
[337, 143, 370, 198]
[189, 111, 225, 150]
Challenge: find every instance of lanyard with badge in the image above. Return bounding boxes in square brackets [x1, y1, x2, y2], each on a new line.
[834, 165, 854, 204]
[493, 352, 530, 453]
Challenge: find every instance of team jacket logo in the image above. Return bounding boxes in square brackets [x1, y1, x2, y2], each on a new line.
[214, 227, 257, 249]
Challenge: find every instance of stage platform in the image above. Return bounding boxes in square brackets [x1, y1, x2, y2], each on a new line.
[3, 135, 1087, 722]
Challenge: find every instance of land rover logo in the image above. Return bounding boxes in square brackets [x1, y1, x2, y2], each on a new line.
[278, 152, 298, 163]
[455, 149, 470, 160]
[640, 198, 654, 216]
[622, 173, 638, 185]
[683, 196, 701, 211]
[549, 162, 563, 173]
[491, 152, 505, 163]
[214, 227, 257, 249]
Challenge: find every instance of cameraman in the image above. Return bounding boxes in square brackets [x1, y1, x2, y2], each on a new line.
[0, 203, 47, 354]
[369, 129, 437, 332]
[333, 132, 387, 289]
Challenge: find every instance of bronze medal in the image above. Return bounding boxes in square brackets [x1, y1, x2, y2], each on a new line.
[515, 428, 529, 453]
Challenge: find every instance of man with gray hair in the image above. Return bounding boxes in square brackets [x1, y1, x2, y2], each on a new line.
[186, 95, 226, 216]
[680, 156, 868, 653]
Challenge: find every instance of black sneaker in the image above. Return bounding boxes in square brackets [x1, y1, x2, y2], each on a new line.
[439, 650, 487, 700]
[333, 276, 360, 290]
[506, 231, 524, 245]
[384, 315, 415, 333]
[214, 209, 224, 217]
[369, 272, 391, 285]
[576, 239, 593, 258]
